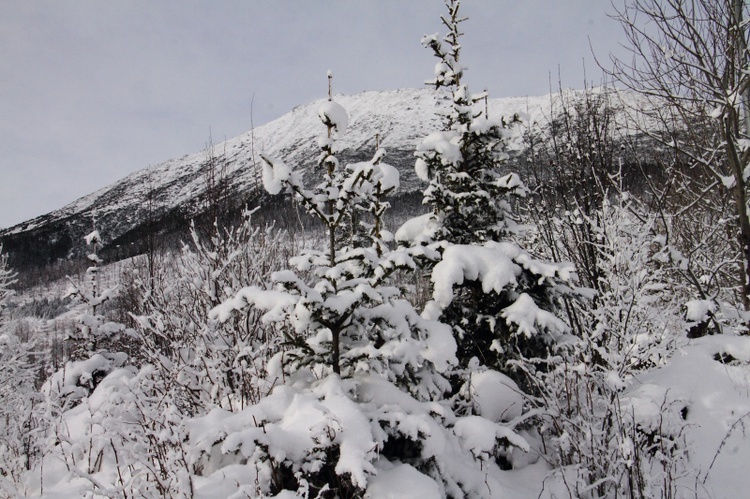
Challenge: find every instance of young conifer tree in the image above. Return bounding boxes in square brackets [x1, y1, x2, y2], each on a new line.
[415, 3, 525, 245]
[405, 0, 577, 383]
[217, 71, 455, 396]
[206, 74, 464, 495]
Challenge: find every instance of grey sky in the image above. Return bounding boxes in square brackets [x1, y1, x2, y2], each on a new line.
[0, 0, 628, 230]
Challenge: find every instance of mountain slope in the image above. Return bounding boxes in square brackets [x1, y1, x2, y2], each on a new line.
[0, 87, 639, 272]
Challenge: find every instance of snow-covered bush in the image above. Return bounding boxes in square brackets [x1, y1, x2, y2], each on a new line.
[0, 332, 40, 496]
[15, 217, 290, 497]
[517, 82, 719, 494]
[189, 371, 534, 498]
[129, 211, 291, 414]
[521, 84, 624, 296]
[0, 245, 16, 321]
[0, 248, 41, 494]
[657, 204, 748, 337]
[518, 194, 690, 498]
[21, 359, 198, 498]
[37, 228, 137, 423]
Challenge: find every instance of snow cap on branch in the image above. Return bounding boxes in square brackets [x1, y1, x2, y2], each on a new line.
[84, 230, 102, 246]
[318, 100, 349, 135]
[260, 154, 292, 195]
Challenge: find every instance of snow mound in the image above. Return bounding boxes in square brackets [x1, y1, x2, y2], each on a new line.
[462, 369, 524, 422]
[365, 463, 441, 498]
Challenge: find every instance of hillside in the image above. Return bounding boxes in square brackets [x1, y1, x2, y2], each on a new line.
[0, 86, 642, 274]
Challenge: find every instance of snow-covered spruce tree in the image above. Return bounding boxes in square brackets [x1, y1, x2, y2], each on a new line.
[239, 72, 454, 390]
[403, 0, 576, 383]
[201, 75, 533, 498]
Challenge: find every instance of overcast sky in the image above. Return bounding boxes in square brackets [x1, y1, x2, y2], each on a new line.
[0, 0, 629, 230]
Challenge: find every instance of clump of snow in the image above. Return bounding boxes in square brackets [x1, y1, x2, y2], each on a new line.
[209, 285, 297, 323]
[318, 100, 349, 135]
[42, 352, 129, 401]
[423, 241, 573, 332]
[604, 370, 628, 392]
[453, 416, 529, 462]
[429, 243, 518, 309]
[501, 293, 568, 338]
[685, 299, 716, 322]
[84, 230, 101, 246]
[377, 161, 400, 192]
[260, 154, 292, 195]
[415, 157, 430, 181]
[416, 131, 462, 167]
[720, 174, 736, 189]
[461, 369, 524, 422]
[395, 213, 441, 245]
[87, 252, 103, 264]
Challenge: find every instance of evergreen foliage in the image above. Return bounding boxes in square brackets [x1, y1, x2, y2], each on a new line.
[406, 0, 577, 379]
[242, 73, 456, 393]
[416, 1, 526, 245]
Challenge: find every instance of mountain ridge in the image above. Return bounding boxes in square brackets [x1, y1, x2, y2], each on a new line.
[0, 86, 639, 275]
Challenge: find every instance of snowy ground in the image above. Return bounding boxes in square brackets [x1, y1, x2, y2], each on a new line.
[8, 280, 750, 498]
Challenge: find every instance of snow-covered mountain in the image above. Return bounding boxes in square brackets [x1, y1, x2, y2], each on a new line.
[0, 87, 639, 270]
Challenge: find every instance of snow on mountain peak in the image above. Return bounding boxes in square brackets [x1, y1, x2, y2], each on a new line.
[0, 87, 639, 244]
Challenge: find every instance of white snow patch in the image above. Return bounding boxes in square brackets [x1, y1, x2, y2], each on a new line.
[365, 463, 441, 498]
[84, 230, 101, 246]
[462, 369, 524, 422]
[260, 154, 292, 195]
[416, 131, 462, 166]
[377, 162, 400, 192]
[318, 100, 349, 135]
[685, 299, 716, 322]
[395, 213, 440, 245]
